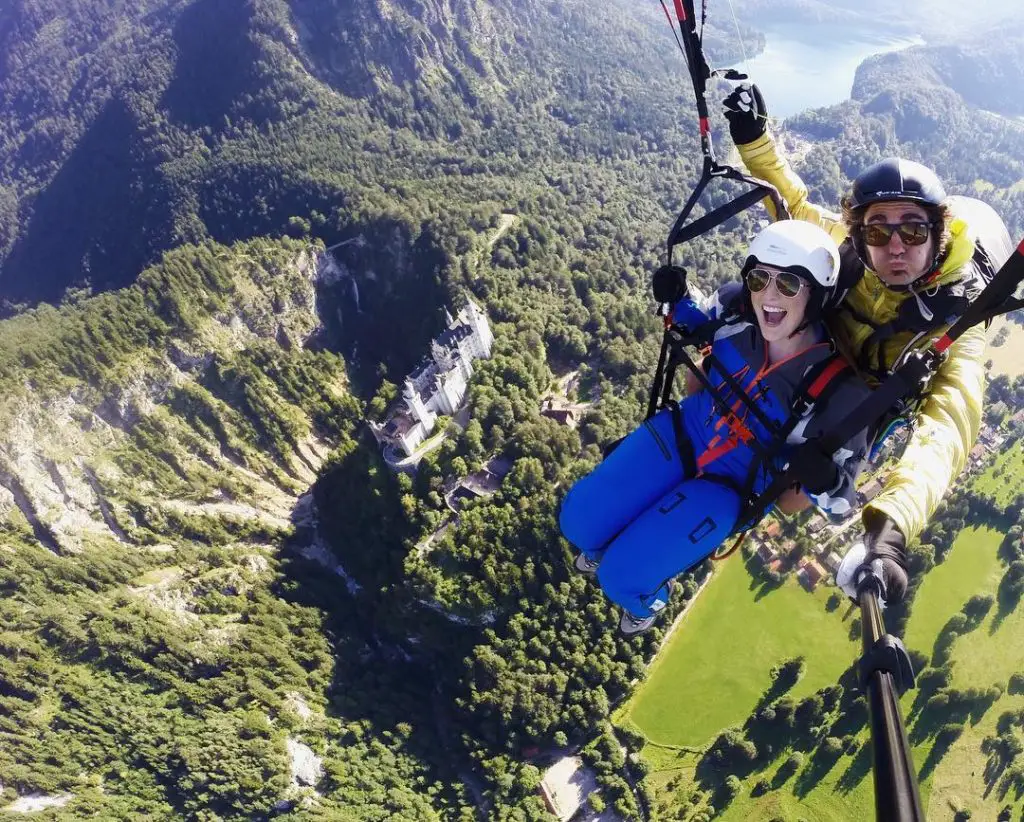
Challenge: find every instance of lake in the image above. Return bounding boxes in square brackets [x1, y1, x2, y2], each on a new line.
[726, 22, 924, 118]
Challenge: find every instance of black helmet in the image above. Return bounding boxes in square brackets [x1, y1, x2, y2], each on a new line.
[850, 158, 947, 209]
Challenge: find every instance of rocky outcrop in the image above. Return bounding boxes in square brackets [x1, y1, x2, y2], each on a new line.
[286, 738, 323, 788]
[2, 793, 74, 813]
[0, 242, 343, 555]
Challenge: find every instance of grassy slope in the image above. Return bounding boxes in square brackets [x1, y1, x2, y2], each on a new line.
[623, 556, 859, 749]
[985, 316, 1024, 381]
[974, 442, 1024, 507]
[903, 526, 1005, 664]
[629, 524, 1024, 820]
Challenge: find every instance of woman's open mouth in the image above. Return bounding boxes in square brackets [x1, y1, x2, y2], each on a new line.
[762, 305, 787, 328]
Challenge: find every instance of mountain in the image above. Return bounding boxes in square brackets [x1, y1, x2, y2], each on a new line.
[0, 0, 767, 309]
[0, 236, 479, 817]
[2, 0, 1024, 819]
[736, 0, 1021, 39]
[858, 30, 1024, 117]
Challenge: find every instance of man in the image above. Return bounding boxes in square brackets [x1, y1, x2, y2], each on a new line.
[722, 84, 1000, 603]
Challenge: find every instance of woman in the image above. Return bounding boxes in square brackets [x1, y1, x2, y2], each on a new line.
[559, 221, 873, 636]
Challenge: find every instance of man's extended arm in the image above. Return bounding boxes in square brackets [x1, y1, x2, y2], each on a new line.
[737, 133, 847, 243]
[723, 84, 847, 242]
[864, 323, 987, 544]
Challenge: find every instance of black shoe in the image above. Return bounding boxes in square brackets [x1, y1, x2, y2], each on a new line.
[574, 553, 602, 574]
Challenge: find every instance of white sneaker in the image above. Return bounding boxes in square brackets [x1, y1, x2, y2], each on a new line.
[619, 611, 657, 637]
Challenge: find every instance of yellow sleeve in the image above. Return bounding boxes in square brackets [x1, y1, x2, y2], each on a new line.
[865, 324, 987, 543]
[737, 133, 848, 245]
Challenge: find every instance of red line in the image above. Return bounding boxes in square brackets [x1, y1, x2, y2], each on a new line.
[673, 0, 686, 21]
[699, 116, 710, 135]
[934, 334, 953, 353]
[808, 358, 849, 397]
[1018, 238, 1024, 254]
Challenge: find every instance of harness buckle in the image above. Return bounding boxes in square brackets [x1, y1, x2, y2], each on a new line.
[791, 396, 814, 419]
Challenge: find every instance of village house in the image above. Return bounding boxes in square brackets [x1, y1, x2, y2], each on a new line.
[541, 399, 579, 428]
[825, 551, 843, 574]
[990, 401, 1010, 420]
[807, 513, 829, 535]
[797, 559, 826, 591]
[858, 478, 883, 505]
[756, 543, 779, 566]
[969, 443, 989, 467]
[444, 459, 513, 512]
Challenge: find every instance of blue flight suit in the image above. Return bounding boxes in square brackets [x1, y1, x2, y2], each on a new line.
[560, 289, 870, 618]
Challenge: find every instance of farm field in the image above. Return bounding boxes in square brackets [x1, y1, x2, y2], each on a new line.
[628, 525, 1021, 821]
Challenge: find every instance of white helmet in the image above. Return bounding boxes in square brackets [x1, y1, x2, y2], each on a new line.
[744, 220, 840, 289]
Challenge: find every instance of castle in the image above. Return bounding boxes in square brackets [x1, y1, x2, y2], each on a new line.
[371, 298, 493, 458]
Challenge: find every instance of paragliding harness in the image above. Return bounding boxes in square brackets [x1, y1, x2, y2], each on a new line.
[648, 0, 853, 540]
[644, 293, 853, 540]
[827, 202, 1014, 459]
[650, 4, 1024, 820]
[835, 229, 1005, 384]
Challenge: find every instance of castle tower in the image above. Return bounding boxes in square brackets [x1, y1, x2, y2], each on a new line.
[404, 378, 436, 432]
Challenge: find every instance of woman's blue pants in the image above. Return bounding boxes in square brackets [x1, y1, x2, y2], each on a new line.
[560, 408, 740, 618]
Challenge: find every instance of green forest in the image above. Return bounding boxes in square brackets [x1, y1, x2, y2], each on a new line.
[1, 0, 1024, 819]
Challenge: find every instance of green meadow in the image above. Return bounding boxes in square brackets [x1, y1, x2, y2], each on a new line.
[974, 443, 1024, 507]
[626, 525, 1023, 821]
[622, 555, 859, 749]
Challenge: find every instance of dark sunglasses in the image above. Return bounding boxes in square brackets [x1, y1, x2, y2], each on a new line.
[744, 267, 805, 298]
[860, 221, 935, 247]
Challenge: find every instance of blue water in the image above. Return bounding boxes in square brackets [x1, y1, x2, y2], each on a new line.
[726, 22, 924, 118]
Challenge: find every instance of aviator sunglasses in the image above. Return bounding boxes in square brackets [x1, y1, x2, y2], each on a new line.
[744, 267, 806, 298]
[860, 221, 935, 248]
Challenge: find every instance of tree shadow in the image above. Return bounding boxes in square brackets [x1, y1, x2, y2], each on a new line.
[753, 577, 785, 601]
[908, 703, 948, 746]
[794, 745, 843, 797]
[836, 742, 873, 794]
[743, 555, 785, 601]
[989, 574, 1022, 634]
[918, 726, 963, 783]
[770, 756, 800, 790]
[983, 753, 1008, 800]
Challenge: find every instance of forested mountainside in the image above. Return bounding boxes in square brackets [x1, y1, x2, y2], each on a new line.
[0, 238, 468, 818]
[0, 0, 759, 308]
[778, 37, 1024, 236]
[3, 0, 1024, 819]
[853, 30, 1024, 117]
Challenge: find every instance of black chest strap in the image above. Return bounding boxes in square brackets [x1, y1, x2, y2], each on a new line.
[733, 352, 852, 530]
